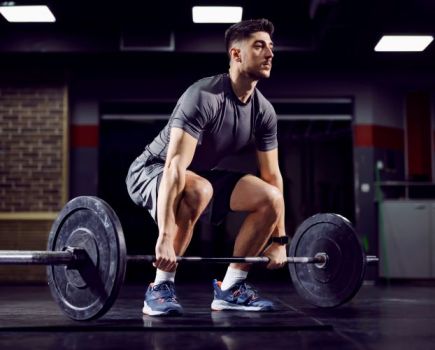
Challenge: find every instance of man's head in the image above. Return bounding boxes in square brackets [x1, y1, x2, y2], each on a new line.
[225, 19, 275, 80]
[225, 18, 274, 55]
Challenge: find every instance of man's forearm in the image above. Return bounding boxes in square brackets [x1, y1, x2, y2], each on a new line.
[157, 164, 186, 239]
[263, 174, 286, 237]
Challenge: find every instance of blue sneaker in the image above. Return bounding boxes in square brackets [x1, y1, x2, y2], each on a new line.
[142, 281, 184, 316]
[211, 279, 275, 311]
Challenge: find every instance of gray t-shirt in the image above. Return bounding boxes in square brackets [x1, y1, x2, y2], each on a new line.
[144, 73, 278, 172]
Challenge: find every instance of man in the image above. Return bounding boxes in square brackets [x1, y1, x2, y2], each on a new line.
[126, 18, 288, 316]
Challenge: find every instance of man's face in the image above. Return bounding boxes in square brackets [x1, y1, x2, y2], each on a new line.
[238, 31, 274, 79]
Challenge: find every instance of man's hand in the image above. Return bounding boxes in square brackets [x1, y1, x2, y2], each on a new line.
[263, 242, 287, 269]
[153, 234, 177, 272]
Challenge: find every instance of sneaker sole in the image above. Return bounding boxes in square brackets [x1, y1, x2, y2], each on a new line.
[142, 302, 183, 316]
[211, 300, 273, 312]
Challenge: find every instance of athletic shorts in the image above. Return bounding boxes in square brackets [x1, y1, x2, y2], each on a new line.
[126, 151, 247, 226]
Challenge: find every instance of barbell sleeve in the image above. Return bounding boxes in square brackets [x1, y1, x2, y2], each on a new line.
[0, 248, 82, 265]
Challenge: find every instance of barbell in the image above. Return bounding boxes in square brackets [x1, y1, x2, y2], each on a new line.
[0, 196, 378, 321]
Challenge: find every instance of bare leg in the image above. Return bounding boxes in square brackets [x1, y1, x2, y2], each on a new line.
[229, 175, 284, 271]
[161, 170, 213, 259]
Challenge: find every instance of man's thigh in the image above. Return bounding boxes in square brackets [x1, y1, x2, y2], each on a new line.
[229, 174, 281, 212]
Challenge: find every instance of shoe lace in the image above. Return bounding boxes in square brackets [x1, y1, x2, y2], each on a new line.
[234, 282, 259, 301]
[152, 282, 178, 303]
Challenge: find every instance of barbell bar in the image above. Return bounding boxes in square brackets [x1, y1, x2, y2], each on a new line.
[0, 247, 327, 266]
[0, 196, 379, 321]
[0, 251, 379, 266]
[0, 251, 324, 265]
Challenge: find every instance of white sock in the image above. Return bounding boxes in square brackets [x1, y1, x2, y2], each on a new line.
[154, 269, 176, 285]
[220, 267, 248, 291]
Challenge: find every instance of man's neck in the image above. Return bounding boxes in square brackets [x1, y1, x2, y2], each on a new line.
[228, 69, 258, 104]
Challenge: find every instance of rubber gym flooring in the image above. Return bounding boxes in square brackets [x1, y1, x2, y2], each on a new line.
[0, 280, 434, 350]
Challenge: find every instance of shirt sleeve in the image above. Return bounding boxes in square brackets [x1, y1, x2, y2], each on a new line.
[255, 105, 278, 152]
[170, 86, 210, 140]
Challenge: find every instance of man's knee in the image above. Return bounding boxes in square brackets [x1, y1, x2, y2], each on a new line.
[183, 177, 213, 212]
[257, 185, 284, 222]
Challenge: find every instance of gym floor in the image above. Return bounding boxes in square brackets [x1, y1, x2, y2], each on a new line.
[0, 280, 434, 350]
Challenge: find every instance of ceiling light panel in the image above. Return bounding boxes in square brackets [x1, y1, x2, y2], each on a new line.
[374, 35, 433, 52]
[192, 6, 243, 23]
[0, 5, 56, 23]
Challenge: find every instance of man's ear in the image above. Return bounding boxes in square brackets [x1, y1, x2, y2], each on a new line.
[230, 47, 242, 62]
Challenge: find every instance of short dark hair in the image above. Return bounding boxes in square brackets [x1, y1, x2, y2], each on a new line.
[225, 18, 274, 54]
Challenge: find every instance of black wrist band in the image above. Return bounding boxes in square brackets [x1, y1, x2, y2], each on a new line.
[268, 236, 289, 245]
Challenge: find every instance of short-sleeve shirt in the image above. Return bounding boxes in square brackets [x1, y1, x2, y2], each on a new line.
[143, 73, 278, 171]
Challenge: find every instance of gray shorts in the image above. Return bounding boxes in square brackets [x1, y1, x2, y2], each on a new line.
[126, 152, 246, 226]
[126, 151, 165, 223]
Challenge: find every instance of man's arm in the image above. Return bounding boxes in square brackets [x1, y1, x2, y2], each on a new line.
[256, 148, 286, 238]
[154, 127, 197, 271]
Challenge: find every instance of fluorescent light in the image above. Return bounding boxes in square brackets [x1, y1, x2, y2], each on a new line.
[192, 6, 242, 23]
[0, 5, 56, 23]
[374, 35, 433, 52]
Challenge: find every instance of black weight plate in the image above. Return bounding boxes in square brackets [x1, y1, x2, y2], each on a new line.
[47, 196, 126, 320]
[288, 213, 366, 308]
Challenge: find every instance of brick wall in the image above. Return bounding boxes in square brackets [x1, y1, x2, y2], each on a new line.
[0, 83, 68, 282]
[0, 85, 67, 211]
